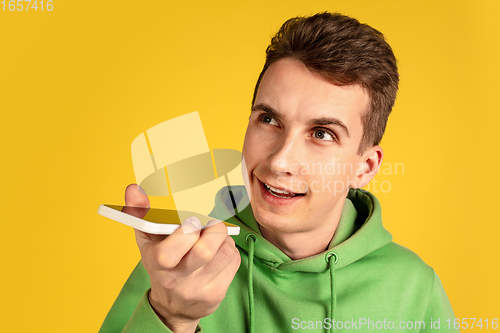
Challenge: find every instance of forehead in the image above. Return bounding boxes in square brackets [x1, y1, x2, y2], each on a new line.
[254, 58, 369, 139]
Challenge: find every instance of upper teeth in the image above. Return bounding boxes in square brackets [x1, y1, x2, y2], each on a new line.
[265, 183, 293, 194]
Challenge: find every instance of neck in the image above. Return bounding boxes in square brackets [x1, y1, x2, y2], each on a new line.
[258, 197, 346, 260]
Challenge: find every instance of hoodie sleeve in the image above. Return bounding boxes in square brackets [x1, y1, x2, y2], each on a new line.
[99, 261, 202, 333]
[121, 290, 177, 332]
[421, 271, 459, 332]
[121, 291, 203, 332]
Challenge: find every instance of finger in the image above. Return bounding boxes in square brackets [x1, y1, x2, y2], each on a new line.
[197, 235, 240, 281]
[179, 221, 230, 273]
[212, 240, 241, 286]
[199, 242, 241, 301]
[125, 183, 150, 208]
[145, 216, 202, 270]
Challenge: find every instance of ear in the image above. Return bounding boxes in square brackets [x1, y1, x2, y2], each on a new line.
[350, 145, 383, 189]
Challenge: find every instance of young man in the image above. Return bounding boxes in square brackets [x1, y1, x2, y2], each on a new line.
[100, 12, 457, 333]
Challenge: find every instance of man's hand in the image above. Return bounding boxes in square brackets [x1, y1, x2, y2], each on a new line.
[124, 184, 241, 333]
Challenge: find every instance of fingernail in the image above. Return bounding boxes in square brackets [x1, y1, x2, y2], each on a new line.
[206, 219, 221, 227]
[137, 185, 147, 196]
[182, 216, 201, 234]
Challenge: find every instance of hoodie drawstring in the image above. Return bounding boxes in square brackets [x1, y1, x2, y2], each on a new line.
[246, 234, 257, 333]
[326, 251, 338, 333]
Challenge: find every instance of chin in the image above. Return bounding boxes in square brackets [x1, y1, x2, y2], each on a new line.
[251, 203, 301, 233]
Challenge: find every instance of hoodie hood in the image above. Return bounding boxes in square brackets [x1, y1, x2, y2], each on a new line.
[210, 186, 393, 273]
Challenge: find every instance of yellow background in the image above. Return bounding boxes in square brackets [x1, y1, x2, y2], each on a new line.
[1, 0, 498, 331]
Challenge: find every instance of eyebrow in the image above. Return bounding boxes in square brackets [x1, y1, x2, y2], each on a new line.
[252, 103, 351, 138]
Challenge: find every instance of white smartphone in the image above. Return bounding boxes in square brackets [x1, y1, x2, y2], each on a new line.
[98, 204, 240, 235]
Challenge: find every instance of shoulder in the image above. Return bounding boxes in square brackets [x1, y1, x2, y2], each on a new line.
[375, 241, 433, 270]
[368, 241, 436, 287]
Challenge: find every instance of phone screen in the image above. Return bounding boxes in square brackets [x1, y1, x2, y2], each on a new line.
[106, 205, 183, 224]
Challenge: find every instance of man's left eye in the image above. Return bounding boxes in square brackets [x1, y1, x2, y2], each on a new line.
[314, 129, 335, 141]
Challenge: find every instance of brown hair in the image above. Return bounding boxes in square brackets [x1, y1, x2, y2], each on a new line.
[252, 12, 399, 154]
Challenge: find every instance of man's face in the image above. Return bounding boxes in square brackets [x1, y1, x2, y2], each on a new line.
[242, 58, 371, 235]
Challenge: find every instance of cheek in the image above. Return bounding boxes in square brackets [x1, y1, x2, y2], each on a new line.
[305, 153, 360, 186]
[242, 127, 261, 167]
[243, 126, 268, 154]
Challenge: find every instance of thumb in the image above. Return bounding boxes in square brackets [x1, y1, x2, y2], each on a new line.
[124, 184, 163, 247]
[125, 184, 150, 208]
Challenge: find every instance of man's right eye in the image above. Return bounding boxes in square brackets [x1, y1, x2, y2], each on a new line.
[258, 114, 279, 126]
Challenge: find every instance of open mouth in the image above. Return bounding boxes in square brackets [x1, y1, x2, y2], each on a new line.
[263, 182, 305, 199]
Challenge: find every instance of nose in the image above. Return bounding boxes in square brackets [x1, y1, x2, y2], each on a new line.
[268, 131, 302, 176]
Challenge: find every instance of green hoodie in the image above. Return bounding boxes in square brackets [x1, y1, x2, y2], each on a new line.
[100, 187, 458, 333]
